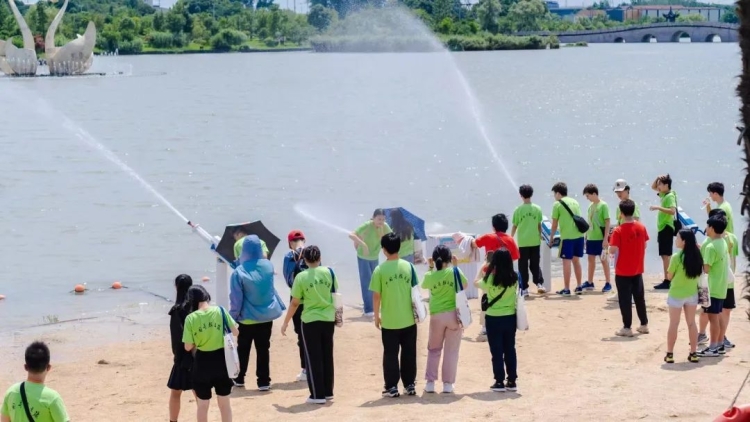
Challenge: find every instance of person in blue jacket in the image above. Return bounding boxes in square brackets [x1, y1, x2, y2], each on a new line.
[282, 229, 308, 382]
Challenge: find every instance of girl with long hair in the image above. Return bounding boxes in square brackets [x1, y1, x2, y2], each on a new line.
[421, 245, 467, 394]
[475, 250, 519, 392]
[182, 285, 239, 422]
[664, 229, 703, 363]
[168, 274, 194, 422]
[389, 209, 416, 263]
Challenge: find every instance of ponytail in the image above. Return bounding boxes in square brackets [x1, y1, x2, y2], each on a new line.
[432, 245, 452, 271]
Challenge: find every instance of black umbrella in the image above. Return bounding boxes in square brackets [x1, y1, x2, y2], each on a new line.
[215, 221, 280, 263]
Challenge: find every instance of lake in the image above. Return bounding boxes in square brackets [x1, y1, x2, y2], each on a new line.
[0, 43, 743, 332]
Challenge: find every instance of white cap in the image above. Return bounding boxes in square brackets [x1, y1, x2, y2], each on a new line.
[613, 179, 628, 192]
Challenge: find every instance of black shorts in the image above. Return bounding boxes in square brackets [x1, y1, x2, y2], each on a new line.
[657, 226, 674, 256]
[703, 297, 725, 315]
[724, 288, 736, 310]
[192, 349, 233, 400]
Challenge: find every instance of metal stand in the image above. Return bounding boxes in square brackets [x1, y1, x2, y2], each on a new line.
[215, 257, 230, 309]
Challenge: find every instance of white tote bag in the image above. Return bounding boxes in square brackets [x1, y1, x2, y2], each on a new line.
[328, 268, 344, 327]
[410, 265, 427, 323]
[220, 307, 240, 379]
[453, 267, 473, 328]
[697, 274, 711, 308]
[726, 260, 735, 284]
[516, 286, 529, 331]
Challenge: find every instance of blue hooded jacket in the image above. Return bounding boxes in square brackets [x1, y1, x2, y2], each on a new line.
[229, 235, 286, 322]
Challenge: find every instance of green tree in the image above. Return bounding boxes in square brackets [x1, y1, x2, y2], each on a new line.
[676, 13, 706, 22]
[508, 0, 547, 31]
[210, 28, 245, 50]
[436, 16, 454, 34]
[721, 8, 738, 23]
[153, 12, 166, 31]
[191, 16, 210, 43]
[476, 0, 501, 33]
[166, 10, 187, 34]
[30, 2, 49, 35]
[308, 4, 337, 31]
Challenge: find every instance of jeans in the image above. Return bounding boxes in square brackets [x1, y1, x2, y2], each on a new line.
[357, 257, 378, 313]
[236, 321, 273, 387]
[401, 254, 414, 264]
[485, 314, 517, 382]
[615, 274, 648, 329]
[301, 321, 335, 400]
[382, 324, 417, 389]
[518, 246, 543, 290]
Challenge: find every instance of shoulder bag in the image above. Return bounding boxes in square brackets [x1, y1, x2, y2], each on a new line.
[558, 199, 590, 234]
[20, 382, 35, 422]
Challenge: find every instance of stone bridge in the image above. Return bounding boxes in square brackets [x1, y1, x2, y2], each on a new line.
[517, 22, 739, 43]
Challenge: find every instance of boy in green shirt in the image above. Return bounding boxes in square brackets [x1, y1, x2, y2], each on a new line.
[704, 182, 735, 234]
[370, 233, 418, 398]
[511, 184, 545, 294]
[233, 227, 269, 261]
[349, 209, 393, 317]
[649, 174, 678, 290]
[697, 216, 729, 357]
[547, 182, 585, 296]
[582, 184, 612, 293]
[1, 342, 69, 422]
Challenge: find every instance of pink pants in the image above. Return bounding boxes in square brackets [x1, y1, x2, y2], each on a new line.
[425, 310, 462, 383]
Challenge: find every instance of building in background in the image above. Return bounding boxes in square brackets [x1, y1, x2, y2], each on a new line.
[549, 4, 724, 22]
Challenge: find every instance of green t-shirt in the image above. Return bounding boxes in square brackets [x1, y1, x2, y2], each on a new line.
[182, 306, 236, 352]
[512, 203, 543, 247]
[667, 252, 699, 299]
[703, 234, 738, 288]
[718, 201, 735, 234]
[551, 197, 584, 240]
[615, 201, 640, 225]
[421, 267, 467, 315]
[1, 382, 69, 422]
[233, 237, 269, 260]
[586, 200, 610, 241]
[355, 221, 393, 260]
[657, 191, 677, 231]
[477, 275, 517, 317]
[399, 234, 415, 258]
[701, 237, 728, 300]
[291, 266, 338, 323]
[369, 259, 416, 330]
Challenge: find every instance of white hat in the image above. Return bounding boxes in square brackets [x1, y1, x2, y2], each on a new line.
[613, 179, 628, 192]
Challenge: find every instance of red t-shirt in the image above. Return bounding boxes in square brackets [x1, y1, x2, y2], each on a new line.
[475, 232, 520, 261]
[610, 221, 649, 276]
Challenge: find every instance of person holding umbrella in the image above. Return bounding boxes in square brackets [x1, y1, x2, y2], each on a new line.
[350, 209, 392, 317]
[233, 226, 269, 262]
[388, 209, 416, 263]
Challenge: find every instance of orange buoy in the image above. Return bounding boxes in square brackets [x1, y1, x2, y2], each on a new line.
[74, 284, 85, 293]
[202, 276, 210, 282]
[112, 281, 122, 290]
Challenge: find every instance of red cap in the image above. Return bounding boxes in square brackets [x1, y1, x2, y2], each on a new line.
[287, 230, 305, 242]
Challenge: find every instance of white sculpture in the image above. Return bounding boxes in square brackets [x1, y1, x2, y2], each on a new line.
[46, 0, 97, 76]
[0, 0, 37, 76]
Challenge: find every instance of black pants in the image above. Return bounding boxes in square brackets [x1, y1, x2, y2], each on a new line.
[519, 246, 543, 290]
[615, 274, 648, 329]
[486, 314, 517, 382]
[291, 298, 305, 370]
[381, 324, 417, 389]
[237, 321, 272, 387]
[301, 321, 335, 400]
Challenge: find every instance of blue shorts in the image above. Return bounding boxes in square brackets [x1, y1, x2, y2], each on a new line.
[703, 297, 725, 314]
[559, 237, 584, 260]
[586, 239, 603, 256]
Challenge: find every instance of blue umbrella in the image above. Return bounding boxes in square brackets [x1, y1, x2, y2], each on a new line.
[384, 207, 427, 241]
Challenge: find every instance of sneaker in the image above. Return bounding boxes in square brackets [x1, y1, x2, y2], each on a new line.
[636, 325, 649, 335]
[615, 328, 634, 337]
[556, 289, 571, 296]
[664, 352, 674, 364]
[364, 312, 375, 318]
[479, 327, 487, 336]
[424, 381, 435, 393]
[581, 281, 595, 291]
[325, 396, 334, 401]
[654, 280, 670, 290]
[405, 384, 416, 396]
[442, 383, 454, 394]
[697, 347, 719, 357]
[606, 292, 619, 302]
[306, 397, 326, 405]
[688, 352, 700, 363]
[505, 380, 517, 392]
[724, 337, 736, 349]
[574, 286, 584, 295]
[296, 369, 307, 382]
[490, 382, 506, 392]
[233, 378, 245, 387]
[697, 333, 708, 344]
[602, 282, 612, 293]
[258, 385, 271, 391]
[536, 284, 547, 294]
[521, 289, 529, 298]
[382, 386, 400, 398]
[718, 346, 726, 355]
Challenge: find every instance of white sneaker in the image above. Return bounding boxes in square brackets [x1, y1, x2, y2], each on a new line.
[258, 385, 271, 391]
[442, 383, 454, 394]
[425, 381, 435, 393]
[606, 293, 618, 302]
[306, 397, 326, 405]
[296, 369, 307, 382]
[479, 326, 487, 336]
[536, 284, 547, 294]
[364, 312, 374, 318]
[521, 289, 529, 298]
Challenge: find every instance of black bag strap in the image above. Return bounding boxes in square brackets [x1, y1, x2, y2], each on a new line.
[558, 199, 577, 219]
[20, 382, 35, 422]
[486, 286, 509, 308]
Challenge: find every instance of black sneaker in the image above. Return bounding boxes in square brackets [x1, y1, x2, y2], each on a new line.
[505, 380, 517, 392]
[654, 280, 670, 290]
[718, 346, 726, 355]
[404, 384, 416, 396]
[382, 386, 400, 398]
[490, 382, 506, 392]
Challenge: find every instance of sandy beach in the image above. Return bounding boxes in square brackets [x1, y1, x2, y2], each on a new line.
[2, 274, 749, 422]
